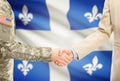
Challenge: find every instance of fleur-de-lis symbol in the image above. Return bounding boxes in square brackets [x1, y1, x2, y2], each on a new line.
[83, 56, 103, 75]
[84, 5, 102, 23]
[18, 61, 33, 76]
[19, 5, 33, 26]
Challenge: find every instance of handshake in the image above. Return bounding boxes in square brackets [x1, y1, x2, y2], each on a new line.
[52, 48, 75, 67]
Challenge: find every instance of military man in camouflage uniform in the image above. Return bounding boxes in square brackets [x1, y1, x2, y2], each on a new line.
[0, 0, 73, 81]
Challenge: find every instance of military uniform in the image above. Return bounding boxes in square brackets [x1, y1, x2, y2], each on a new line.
[0, 0, 52, 81]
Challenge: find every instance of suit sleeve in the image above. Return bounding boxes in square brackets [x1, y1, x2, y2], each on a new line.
[72, 0, 113, 60]
[0, 1, 52, 62]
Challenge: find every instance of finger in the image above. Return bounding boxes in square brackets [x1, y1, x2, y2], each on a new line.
[66, 51, 74, 58]
[57, 63, 67, 67]
[54, 60, 66, 67]
[63, 56, 72, 63]
[53, 51, 72, 65]
[59, 57, 71, 65]
[57, 49, 63, 56]
[55, 58, 69, 66]
[57, 52, 73, 64]
[62, 49, 73, 58]
[53, 60, 58, 64]
[69, 53, 74, 58]
[62, 52, 73, 62]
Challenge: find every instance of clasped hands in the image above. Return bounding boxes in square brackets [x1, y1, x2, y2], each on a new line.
[52, 48, 73, 67]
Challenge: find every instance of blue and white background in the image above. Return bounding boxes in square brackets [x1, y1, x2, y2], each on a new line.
[8, 0, 113, 81]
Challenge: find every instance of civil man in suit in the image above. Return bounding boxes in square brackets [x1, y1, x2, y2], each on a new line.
[0, 0, 73, 81]
[57, 0, 120, 81]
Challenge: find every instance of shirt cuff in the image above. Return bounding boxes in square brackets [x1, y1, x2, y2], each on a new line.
[71, 48, 79, 60]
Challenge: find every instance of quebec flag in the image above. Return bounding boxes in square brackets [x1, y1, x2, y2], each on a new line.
[8, 0, 113, 81]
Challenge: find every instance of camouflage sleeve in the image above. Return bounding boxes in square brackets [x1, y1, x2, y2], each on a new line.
[0, 40, 52, 62]
[0, 0, 52, 62]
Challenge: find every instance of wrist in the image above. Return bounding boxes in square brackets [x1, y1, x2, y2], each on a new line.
[51, 48, 59, 61]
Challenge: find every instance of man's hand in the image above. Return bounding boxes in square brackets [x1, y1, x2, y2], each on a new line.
[52, 48, 73, 67]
